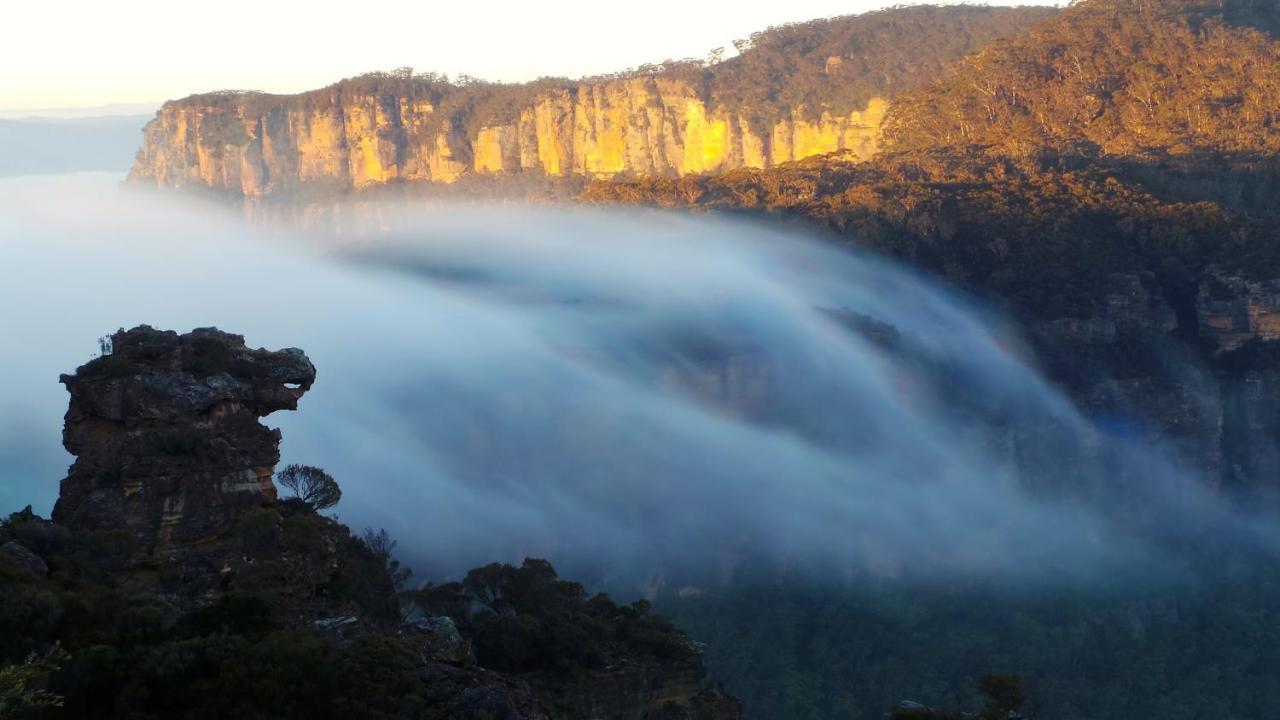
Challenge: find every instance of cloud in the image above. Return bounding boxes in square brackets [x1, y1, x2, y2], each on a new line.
[0, 175, 1271, 592]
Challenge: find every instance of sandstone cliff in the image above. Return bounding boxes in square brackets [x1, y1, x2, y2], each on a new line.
[126, 5, 1054, 196]
[128, 77, 887, 195]
[54, 326, 315, 579]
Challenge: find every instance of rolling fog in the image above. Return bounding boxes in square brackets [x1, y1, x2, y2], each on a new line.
[0, 174, 1273, 590]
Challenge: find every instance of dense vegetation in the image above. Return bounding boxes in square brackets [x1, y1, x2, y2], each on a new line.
[882, 0, 1280, 158]
[585, 150, 1280, 323]
[666, 576, 1280, 720]
[0, 501, 708, 719]
[410, 560, 697, 677]
[693, 5, 1056, 123]
[0, 501, 405, 719]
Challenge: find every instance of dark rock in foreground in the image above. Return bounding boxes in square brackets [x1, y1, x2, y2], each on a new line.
[0, 539, 47, 577]
[53, 325, 314, 584]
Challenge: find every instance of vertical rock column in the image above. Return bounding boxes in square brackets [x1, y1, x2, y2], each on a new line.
[53, 326, 315, 569]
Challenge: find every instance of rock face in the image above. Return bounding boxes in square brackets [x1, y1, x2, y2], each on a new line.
[1025, 270, 1280, 497]
[124, 5, 1059, 198]
[128, 78, 886, 195]
[1197, 270, 1280, 353]
[1195, 271, 1280, 495]
[52, 325, 315, 570]
[0, 540, 48, 577]
[1029, 273, 1223, 479]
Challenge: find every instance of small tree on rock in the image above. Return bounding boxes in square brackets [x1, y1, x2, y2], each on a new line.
[275, 465, 342, 511]
[362, 527, 412, 591]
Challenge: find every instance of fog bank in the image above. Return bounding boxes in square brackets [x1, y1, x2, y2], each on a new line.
[0, 175, 1273, 590]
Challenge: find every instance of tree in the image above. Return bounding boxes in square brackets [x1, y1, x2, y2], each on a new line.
[0, 647, 66, 716]
[275, 465, 342, 510]
[362, 527, 412, 591]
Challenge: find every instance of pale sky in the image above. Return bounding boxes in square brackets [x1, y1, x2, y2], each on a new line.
[1, 0, 1061, 112]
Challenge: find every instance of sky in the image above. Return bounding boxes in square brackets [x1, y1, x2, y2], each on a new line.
[1, 0, 1061, 113]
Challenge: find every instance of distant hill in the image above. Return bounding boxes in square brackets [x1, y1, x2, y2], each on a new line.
[0, 115, 150, 178]
[882, 0, 1280, 158]
[672, 4, 1059, 121]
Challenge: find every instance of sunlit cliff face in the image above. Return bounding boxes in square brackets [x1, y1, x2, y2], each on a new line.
[0, 174, 1275, 589]
[128, 81, 888, 193]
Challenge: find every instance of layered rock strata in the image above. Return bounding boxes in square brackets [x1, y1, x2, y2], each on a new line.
[128, 79, 887, 195]
[52, 325, 315, 567]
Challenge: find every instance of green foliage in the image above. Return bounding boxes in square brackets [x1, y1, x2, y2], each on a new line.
[276, 465, 342, 510]
[171, 595, 275, 639]
[360, 528, 412, 592]
[75, 352, 133, 380]
[586, 150, 1280, 324]
[668, 575, 1280, 720]
[883, 0, 1280, 159]
[705, 5, 1056, 123]
[0, 568, 60, 665]
[2, 501, 710, 720]
[235, 508, 282, 558]
[0, 647, 67, 718]
[410, 559, 693, 677]
[0, 505, 416, 719]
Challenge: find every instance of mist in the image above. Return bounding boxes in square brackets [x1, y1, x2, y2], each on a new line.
[0, 116, 152, 178]
[0, 174, 1273, 592]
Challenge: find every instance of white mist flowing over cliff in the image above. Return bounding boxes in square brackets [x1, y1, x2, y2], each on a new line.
[0, 175, 1272, 588]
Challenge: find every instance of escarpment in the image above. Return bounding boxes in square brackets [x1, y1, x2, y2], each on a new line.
[128, 79, 888, 194]
[126, 5, 1054, 196]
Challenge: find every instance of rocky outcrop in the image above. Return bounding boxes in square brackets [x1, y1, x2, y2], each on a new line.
[52, 325, 315, 574]
[1197, 269, 1280, 353]
[1199, 271, 1280, 495]
[30, 325, 744, 719]
[1022, 270, 1280, 497]
[128, 78, 886, 195]
[1028, 274, 1223, 479]
[0, 540, 48, 577]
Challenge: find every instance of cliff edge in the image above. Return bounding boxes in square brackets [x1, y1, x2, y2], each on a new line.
[125, 6, 1053, 196]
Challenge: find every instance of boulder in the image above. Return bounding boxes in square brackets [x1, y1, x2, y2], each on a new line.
[0, 541, 48, 577]
[406, 616, 474, 666]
